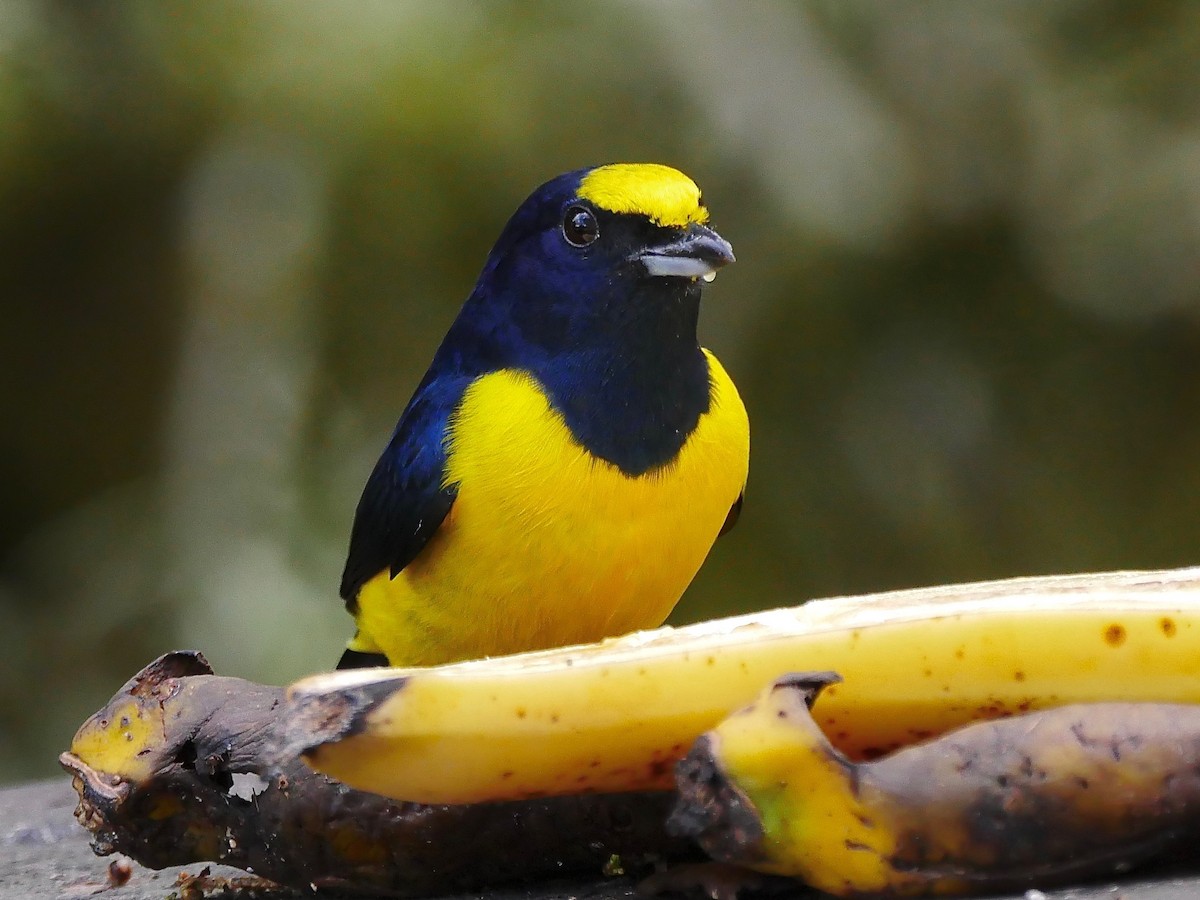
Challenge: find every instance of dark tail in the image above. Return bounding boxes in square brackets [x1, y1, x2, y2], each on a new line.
[337, 648, 390, 670]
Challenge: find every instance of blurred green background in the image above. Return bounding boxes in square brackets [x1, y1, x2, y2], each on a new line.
[3, 1, 1200, 784]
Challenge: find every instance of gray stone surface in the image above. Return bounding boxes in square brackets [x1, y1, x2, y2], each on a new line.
[3, 777, 1200, 900]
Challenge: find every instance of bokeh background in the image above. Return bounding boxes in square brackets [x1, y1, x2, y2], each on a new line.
[4, 1, 1200, 784]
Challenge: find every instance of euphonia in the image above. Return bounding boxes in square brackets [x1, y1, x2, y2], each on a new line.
[338, 163, 749, 669]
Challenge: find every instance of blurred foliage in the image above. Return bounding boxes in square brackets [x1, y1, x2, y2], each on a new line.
[3, 0, 1200, 783]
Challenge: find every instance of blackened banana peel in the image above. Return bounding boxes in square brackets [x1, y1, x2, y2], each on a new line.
[61, 651, 694, 896]
[671, 672, 1200, 897]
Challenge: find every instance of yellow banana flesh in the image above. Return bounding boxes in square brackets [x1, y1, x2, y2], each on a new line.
[286, 567, 1200, 805]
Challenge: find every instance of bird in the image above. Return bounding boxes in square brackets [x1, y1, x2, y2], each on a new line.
[337, 163, 749, 669]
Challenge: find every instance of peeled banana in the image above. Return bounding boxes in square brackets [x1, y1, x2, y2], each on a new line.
[63, 651, 691, 896]
[671, 672, 1200, 897]
[285, 567, 1200, 805]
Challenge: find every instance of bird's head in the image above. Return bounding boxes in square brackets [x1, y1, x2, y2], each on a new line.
[463, 164, 734, 356]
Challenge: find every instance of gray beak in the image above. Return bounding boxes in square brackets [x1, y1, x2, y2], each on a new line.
[634, 223, 736, 281]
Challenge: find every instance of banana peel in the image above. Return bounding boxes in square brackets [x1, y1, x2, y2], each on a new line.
[671, 672, 1200, 897]
[61, 651, 696, 896]
[284, 567, 1200, 804]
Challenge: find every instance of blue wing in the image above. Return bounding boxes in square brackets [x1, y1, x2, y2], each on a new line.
[339, 376, 468, 608]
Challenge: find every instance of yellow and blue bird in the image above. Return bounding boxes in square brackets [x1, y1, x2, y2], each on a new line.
[337, 163, 749, 669]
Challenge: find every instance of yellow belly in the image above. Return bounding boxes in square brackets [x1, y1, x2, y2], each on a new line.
[354, 349, 749, 666]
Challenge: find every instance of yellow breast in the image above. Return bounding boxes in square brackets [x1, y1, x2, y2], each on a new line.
[353, 350, 749, 666]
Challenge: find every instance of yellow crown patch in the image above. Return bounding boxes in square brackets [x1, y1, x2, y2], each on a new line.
[577, 163, 709, 228]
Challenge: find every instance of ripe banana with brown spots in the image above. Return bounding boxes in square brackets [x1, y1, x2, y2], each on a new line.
[670, 672, 1200, 897]
[285, 567, 1200, 805]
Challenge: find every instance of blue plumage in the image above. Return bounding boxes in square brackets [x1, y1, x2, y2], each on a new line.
[339, 375, 461, 604]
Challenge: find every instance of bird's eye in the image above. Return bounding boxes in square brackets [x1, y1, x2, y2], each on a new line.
[562, 206, 599, 247]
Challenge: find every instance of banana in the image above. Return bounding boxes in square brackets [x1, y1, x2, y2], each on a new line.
[285, 567, 1200, 805]
[63, 651, 693, 896]
[670, 672, 1200, 897]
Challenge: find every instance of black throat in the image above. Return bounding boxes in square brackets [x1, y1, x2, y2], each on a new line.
[540, 279, 713, 477]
